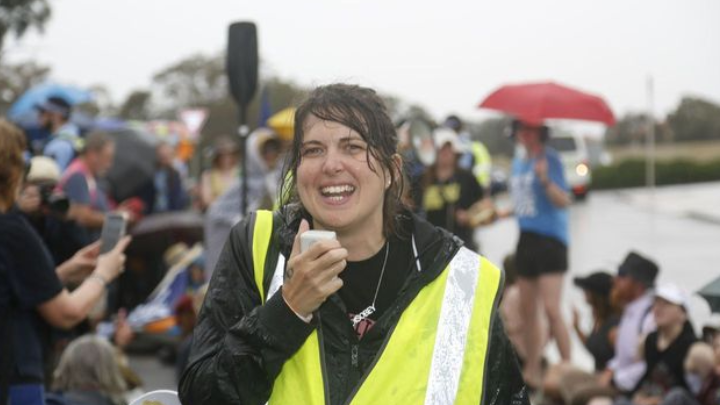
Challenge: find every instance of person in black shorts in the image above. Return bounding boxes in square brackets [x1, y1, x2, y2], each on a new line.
[507, 120, 573, 388]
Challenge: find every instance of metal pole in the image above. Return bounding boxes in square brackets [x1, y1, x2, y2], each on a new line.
[646, 76, 656, 190]
[238, 107, 249, 215]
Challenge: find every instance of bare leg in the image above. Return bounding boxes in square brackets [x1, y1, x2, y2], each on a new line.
[539, 273, 572, 361]
[518, 276, 542, 386]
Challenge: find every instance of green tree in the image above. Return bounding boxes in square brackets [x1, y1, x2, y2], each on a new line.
[152, 53, 227, 109]
[0, 0, 51, 54]
[0, 59, 49, 114]
[606, 113, 674, 145]
[667, 97, 720, 142]
[150, 52, 307, 145]
[119, 90, 152, 120]
[468, 117, 513, 157]
[605, 113, 650, 146]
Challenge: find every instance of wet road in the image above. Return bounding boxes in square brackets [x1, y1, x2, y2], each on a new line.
[477, 181, 720, 367]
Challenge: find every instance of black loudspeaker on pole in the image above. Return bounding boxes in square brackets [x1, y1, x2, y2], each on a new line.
[226, 21, 258, 216]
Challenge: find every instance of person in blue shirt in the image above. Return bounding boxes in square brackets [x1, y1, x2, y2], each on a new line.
[38, 96, 82, 172]
[507, 119, 572, 389]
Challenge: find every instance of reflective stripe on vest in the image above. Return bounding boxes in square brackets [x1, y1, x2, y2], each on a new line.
[250, 213, 502, 405]
[470, 142, 492, 189]
[252, 210, 274, 303]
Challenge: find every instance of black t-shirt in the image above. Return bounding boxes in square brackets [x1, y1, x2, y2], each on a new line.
[585, 315, 620, 371]
[419, 169, 483, 250]
[0, 207, 63, 382]
[338, 233, 415, 339]
[635, 320, 697, 395]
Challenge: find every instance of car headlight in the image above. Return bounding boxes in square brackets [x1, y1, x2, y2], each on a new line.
[576, 163, 589, 177]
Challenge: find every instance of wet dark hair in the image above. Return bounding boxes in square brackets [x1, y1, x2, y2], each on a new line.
[281, 83, 406, 237]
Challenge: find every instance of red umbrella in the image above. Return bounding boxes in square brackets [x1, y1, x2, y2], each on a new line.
[479, 81, 616, 126]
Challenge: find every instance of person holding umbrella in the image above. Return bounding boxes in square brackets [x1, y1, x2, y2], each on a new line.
[506, 119, 572, 388]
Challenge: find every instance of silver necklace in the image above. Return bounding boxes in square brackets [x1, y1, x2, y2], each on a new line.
[351, 241, 390, 328]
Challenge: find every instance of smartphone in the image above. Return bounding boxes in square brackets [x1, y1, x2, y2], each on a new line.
[99, 212, 128, 254]
[300, 230, 336, 253]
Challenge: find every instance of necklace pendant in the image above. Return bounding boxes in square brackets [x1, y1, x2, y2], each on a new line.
[352, 305, 376, 328]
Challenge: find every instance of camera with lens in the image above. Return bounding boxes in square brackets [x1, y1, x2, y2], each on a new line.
[38, 184, 70, 217]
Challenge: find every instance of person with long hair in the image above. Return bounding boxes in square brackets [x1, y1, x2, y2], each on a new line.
[50, 335, 128, 405]
[0, 119, 129, 405]
[199, 136, 240, 210]
[417, 127, 485, 252]
[572, 271, 621, 371]
[179, 84, 528, 405]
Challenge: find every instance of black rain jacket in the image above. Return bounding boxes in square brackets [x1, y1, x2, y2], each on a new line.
[179, 208, 528, 405]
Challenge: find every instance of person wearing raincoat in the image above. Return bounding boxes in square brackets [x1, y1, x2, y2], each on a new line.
[180, 84, 528, 405]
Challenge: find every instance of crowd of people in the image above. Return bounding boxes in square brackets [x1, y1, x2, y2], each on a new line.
[1, 82, 719, 405]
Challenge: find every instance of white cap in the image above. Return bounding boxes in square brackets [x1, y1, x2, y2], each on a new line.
[433, 128, 465, 153]
[655, 283, 690, 310]
[27, 156, 61, 183]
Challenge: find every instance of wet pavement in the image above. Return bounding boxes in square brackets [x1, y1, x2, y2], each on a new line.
[478, 181, 720, 368]
[129, 181, 720, 390]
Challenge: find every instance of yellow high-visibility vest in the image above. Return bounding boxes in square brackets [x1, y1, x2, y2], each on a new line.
[470, 141, 492, 190]
[250, 210, 503, 405]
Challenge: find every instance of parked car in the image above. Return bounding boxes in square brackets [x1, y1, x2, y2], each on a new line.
[547, 131, 591, 200]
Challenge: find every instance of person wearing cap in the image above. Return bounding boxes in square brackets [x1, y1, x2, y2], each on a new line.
[616, 283, 698, 405]
[573, 271, 621, 371]
[443, 115, 493, 191]
[506, 119, 572, 388]
[38, 96, 82, 172]
[600, 251, 660, 392]
[16, 156, 90, 267]
[415, 127, 485, 251]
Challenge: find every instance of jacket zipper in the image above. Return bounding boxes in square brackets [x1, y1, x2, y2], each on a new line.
[317, 312, 332, 405]
[351, 344, 359, 367]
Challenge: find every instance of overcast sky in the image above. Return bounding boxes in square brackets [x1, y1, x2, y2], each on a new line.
[5, 0, 720, 123]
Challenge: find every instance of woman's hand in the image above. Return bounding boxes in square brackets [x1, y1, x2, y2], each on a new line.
[534, 157, 549, 186]
[113, 308, 135, 349]
[58, 241, 101, 284]
[282, 220, 347, 318]
[93, 236, 132, 284]
[572, 306, 581, 331]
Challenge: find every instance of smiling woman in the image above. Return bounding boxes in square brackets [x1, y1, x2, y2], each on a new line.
[179, 84, 528, 405]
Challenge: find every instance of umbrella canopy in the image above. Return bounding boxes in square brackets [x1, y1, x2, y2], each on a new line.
[105, 127, 157, 202]
[267, 107, 296, 141]
[698, 275, 720, 313]
[8, 82, 94, 121]
[129, 211, 204, 257]
[479, 81, 616, 126]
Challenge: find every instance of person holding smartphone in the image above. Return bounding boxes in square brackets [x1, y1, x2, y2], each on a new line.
[180, 84, 528, 405]
[0, 119, 130, 405]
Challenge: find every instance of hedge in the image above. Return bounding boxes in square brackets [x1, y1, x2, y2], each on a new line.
[592, 158, 720, 190]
